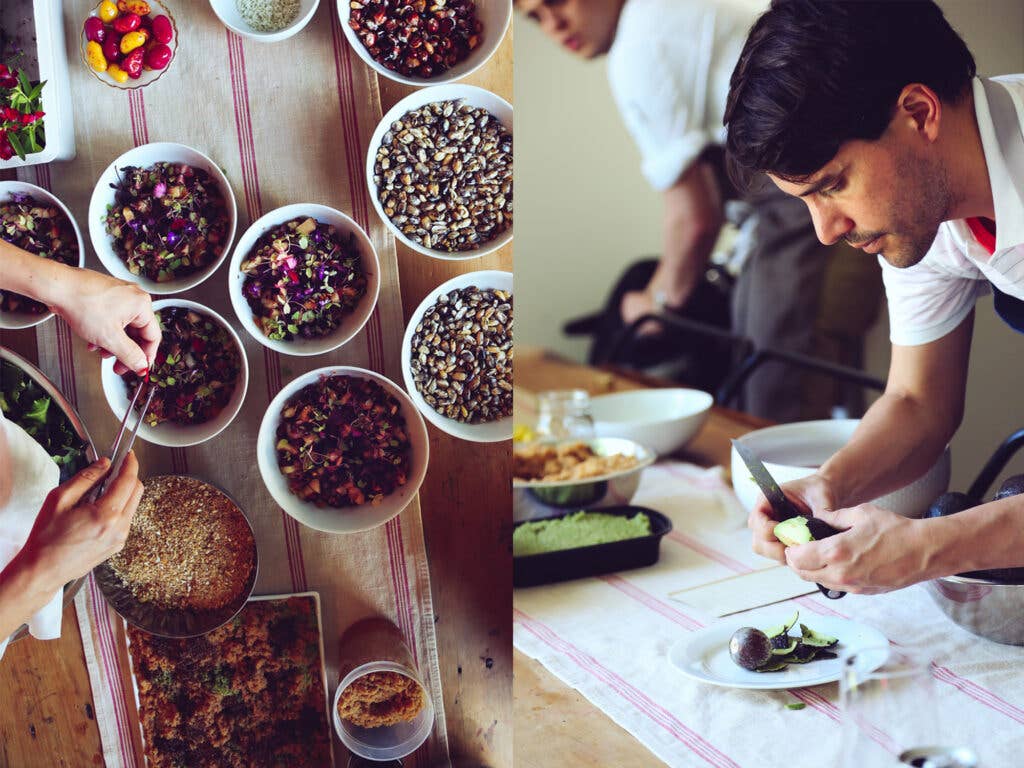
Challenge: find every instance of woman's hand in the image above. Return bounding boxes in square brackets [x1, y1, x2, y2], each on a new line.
[748, 473, 839, 563]
[50, 271, 160, 376]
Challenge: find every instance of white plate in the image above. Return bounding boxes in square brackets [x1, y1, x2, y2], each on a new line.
[668, 613, 889, 690]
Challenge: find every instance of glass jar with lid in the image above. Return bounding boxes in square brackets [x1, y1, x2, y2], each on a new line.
[534, 390, 595, 441]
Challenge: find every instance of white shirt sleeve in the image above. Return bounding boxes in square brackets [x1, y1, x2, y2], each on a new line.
[606, 1, 717, 191]
[880, 226, 989, 346]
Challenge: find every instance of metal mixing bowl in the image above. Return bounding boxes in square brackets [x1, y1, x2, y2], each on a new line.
[925, 573, 1024, 646]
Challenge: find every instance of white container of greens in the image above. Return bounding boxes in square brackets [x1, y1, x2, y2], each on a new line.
[0, 0, 75, 168]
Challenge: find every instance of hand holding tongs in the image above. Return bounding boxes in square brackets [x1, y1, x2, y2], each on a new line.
[96, 379, 155, 496]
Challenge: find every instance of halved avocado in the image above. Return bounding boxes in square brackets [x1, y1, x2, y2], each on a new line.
[771, 637, 799, 655]
[799, 623, 838, 648]
[774, 517, 812, 546]
[762, 611, 800, 640]
[995, 474, 1024, 501]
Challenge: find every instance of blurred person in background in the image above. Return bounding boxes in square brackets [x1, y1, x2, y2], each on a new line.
[517, 0, 883, 421]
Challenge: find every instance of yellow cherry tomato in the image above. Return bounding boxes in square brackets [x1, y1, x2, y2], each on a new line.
[98, 1, 119, 22]
[107, 63, 129, 83]
[120, 30, 147, 54]
[85, 41, 108, 72]
[118, 0, 151, 14]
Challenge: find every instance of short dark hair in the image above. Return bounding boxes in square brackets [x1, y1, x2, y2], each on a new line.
[724, 0, 976, 187]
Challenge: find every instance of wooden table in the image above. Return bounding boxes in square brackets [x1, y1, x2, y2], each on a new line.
[513, 347, 768, 768]
[0, 24, 512, 768]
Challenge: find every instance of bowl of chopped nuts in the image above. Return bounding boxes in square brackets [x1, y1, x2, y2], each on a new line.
[209, 0, 320, 43]
[367, 84, 513, 261]
[341, 0, 511, 86]
[402, 270, 512, 442]
[227, 203, 381, 356]
[100, 299, 250, 448]
[0, 181, 85, 330]
[256, 366, 430, 534]
[88, 142, 237, 294]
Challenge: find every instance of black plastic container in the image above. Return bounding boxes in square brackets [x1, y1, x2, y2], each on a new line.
[513, 506, 673, 588]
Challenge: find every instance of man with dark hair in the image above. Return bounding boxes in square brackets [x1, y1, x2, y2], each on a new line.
[725, 0, 1024, 591]
[518, 0, 881, 421]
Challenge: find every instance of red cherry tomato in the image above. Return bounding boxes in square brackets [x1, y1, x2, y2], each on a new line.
[112, 12, 141, 34]
[143, 43, 171, 70]
[102, 34, 123, 63]
[151, 15, 173, 44]
[83, 16, 106, 43]
[123, 47, 145, 79]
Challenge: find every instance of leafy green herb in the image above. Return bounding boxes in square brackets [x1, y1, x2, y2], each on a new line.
[786, 702, 806, 710]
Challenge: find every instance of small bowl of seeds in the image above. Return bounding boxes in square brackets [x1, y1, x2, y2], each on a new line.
[341, 0, 511, 86]
[367, 84, 512, 261]
[401, 270, 511, 442]
[208, 0, 321, 42]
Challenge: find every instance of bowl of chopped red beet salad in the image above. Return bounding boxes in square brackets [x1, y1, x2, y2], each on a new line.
[101, 299, 249, 447]
[257, 366, 429, 533]
[229, 204, 380, 356]
[88, 142, 237, 294]
[0, 181, 84, 330]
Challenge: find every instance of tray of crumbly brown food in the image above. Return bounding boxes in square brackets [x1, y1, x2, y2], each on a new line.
[94, 475, 258, 637]
[124, 593, 334, 768]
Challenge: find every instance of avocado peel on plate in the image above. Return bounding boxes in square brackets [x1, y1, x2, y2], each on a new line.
[728, 612, 840, 673]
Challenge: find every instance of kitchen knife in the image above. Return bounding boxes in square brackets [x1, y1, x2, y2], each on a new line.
[732, 440, 846, 600]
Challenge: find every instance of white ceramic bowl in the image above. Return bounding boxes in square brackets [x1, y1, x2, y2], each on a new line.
[401, 270, 511, 442]
[338, 0, 511, 86]
[256, 366, 429, 534]
[209, 0, 320, 43]
[100, 299, 249, 447]
[730, 420, 951, 518]
[88, 142, 238, 295]
[0, 181, 85, 330]
[227, 203, 380, 356]
[591, 388, 713, 458]
[366, 84, 512, 261]
[81, 0, 179, 90]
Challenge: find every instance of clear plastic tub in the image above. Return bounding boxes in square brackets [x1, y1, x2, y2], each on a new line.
[333, 618, 434, 762]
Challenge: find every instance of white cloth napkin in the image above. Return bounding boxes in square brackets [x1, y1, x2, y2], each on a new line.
[0, 409, 62, 659]
[514, 461, 1024, 767]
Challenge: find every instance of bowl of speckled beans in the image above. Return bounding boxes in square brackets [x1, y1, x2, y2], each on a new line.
[208, 0, 320, 42]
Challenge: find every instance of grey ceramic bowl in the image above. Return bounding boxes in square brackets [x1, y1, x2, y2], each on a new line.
[925, 574, 1024, 646]
[1, 347, 96, 644]
[512, 437, 656, 514]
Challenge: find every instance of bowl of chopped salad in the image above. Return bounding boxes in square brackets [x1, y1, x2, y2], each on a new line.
[256, 366, 429, 533]
[228, 203, 380, 356]
[0, 181, 85, 330]
[208, 0, 320, 43]
[88, 142, 237, 295]
[99, 299, 249, 447]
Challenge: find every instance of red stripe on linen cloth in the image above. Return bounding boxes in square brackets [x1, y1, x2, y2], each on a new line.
[663, 515, 1024, 724]
[515, 608, 743, 768]
[225, 30, 308, 594]
[88, 574, 138, 765]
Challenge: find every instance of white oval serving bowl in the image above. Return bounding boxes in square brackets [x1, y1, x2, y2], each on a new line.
[366, 84, 512, 261]
[338, 0, 511, 86]
[590, 388, 713, 458]
[401, 270, 511, 442]
[88, 142, 238, 295]
[100, 299, 249, 447]
[209, 0, 320, 43]
[731, 419, 951, 518]
[0, 181, 85, 330]
[256, 366, 429, 534]
[227, 203, 381, 356]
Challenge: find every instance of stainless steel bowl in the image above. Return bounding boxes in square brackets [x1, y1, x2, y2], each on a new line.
[513, 437, 656, 519]
[93, 476, 259, 638]
[925, 574, 1024, 646]
[1, 347, 97, 645]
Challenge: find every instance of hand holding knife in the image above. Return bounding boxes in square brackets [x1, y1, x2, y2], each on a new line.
[732, 440, 846, 600]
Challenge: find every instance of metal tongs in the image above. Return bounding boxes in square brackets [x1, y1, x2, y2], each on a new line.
[97, 378, 156, 496]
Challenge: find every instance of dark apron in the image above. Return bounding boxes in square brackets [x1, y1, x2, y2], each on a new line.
[981, 78, 1024, 334]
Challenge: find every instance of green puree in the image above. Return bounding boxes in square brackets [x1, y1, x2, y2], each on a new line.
[513, 511, 652, 557]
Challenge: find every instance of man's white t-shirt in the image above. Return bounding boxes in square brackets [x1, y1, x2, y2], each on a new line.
[606, 0, 756, 191]
[881, 75, 1024, 346]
